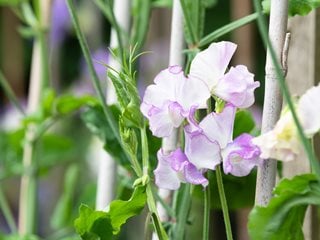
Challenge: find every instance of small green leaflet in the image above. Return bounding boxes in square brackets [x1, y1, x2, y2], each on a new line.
[74, 186, 147, 239]
[248, 174, 320, 240]
[262, 0, 320, 16]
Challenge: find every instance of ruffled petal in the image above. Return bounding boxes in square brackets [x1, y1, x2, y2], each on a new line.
[214, 65, 259, 108]
[168, 102, 185, 127]
[184, 128, 222, 170]
[154, 149, 181, 190]
[142, 66, 186, 108]
[199, 104, 236, 148]
[298, 85, 320, 136]
[189, 41, 237, 90]
[183, 163, 208, 187]
[222, 134, 261, 176]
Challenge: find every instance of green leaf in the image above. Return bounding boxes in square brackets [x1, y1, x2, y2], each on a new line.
[74, 204, 113, 240]
[108, 186, 147, 234]
[248, 174, 320, 240]
[180, 0, 206, 45]
[81, 105, 129, 169]
[54, 95, 98, 115]
[131, 0, 152, 49]
[262, 0, 320, 16]
[0, 234, 40, 240]
[74, 186, 147, 238]
[233, 109, 255, 138]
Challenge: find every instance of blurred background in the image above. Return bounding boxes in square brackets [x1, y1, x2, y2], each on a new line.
[0, 0, 268, 239]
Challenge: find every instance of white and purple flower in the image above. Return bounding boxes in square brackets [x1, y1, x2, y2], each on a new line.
[190, 41, 260, 108]
[140, 65, 210, 137]
[184, 105, 261, 177]
[154, 148, 208, 190]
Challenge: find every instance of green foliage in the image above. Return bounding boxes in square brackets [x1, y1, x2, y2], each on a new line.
[152, 0, 172, 7]
[248, 174, 320, 240]
[199, 171, 257, 210]
[262, 0, 320, 16]
[74, 186, 147, 238]
[180, 0, 206, 45]
[233, 110, 256, 138]
[131, 0, 152, 49]
[0, 129, 75, 179]
[0, 0, 21, 6]
[81, 105, 129, 169]
[0, 234, 40, 240]
[51, 165, 79, 230]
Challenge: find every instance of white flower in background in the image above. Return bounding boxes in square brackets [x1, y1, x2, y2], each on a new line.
[253, 85, 320, 162]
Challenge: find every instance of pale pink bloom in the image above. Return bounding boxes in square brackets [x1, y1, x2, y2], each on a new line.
[141, 65, 210, 137]
[189, 41, 260, 108]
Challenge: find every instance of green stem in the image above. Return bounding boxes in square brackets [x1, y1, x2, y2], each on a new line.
[202, 179, 210, 240]
[140, 123, 168, 240]
[180, 0, 198, 45]
[66, 0, 131, 164]
[173, 184, 192, 240]
[253, 0, 320, 177]
[0, 186, 17, 233]
[199, 12, 259, 48]
[216, 165, 233, 240]
[0, 70, 25, 115]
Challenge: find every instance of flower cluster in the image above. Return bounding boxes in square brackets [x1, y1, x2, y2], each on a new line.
[141, 41, 261, 190]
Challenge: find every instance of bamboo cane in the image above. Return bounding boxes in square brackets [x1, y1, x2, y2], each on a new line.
[255, 0, 288, 206]
[95, 0, 131, 210]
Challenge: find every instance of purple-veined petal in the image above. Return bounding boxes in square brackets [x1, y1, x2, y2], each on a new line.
[168, 148, 189, 171]
[298, 85, 320, 136]
[184, 163, 208, 187]
[222, 134, 261, 176]
[189, 41, 237, 90]
[199, 104, 236, 148]
[214, 65, 259, 108]
[184, 128, 222, 170]
[154, 149, 181, 190]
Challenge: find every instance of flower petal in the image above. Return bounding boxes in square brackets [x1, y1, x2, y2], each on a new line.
[298, 85, 320, 136]
[177, 76, 210, 111]
[147, 104, 175, 137]
[222, 134, 261, 176]
[214, 65, 259, 108]
[154, 149, 181, 190]
[183, 163, 208, 187]
[199, 104, 236, 148]
[184, 128, 222, 170]
[189, 41, 237, 90]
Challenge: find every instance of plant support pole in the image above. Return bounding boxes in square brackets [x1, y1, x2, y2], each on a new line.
[18, 0, 51, 235]
[157, 0, 184, 221]
[95, 0, 131, 210]
[255, 0, 288, 206]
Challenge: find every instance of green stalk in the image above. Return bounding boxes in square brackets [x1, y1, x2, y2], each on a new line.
[0, 186, 17, 233]
[253, 0, 320, 177]
[0, 70, 25, 115]
[66, 0, 131, 164]
[216, 165, 233, 240]
[180, 0, 198, 45]
[18, 0, 50, 235]
[173, 184, 192, 240]
[140, 124, 168, 240]
[199, 12, 259, 48]
[202, 178, 210, 240]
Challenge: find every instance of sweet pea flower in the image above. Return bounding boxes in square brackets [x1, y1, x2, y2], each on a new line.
[154, 148, 208, 190]
[189, 41, 260, 108]
[141, 65, 210, 137]
[253, 85, 320, 162]
[185, 105, 261, 176]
